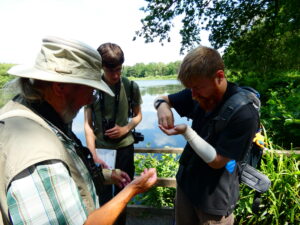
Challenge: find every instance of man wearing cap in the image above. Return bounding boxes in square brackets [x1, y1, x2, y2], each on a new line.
[0, 36, 157, 225]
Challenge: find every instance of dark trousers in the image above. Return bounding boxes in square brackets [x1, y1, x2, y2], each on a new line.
[175, 185, 234, 225]
[99, 144, 135, 225]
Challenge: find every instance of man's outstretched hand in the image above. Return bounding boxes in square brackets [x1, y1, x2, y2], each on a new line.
[159, 124, 187, 136]
[128, 168, 157, 194]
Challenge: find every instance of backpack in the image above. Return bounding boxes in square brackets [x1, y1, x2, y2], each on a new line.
[213, 86, 271, 213]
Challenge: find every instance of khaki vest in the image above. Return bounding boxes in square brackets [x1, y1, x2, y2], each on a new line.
[0, 101, 96, 224]
[91, 77, 137, 149]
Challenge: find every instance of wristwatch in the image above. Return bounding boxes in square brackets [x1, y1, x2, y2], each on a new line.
[154, 99, 167, 109]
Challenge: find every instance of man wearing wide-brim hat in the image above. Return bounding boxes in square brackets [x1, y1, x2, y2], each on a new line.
[0, 36, 157, 225]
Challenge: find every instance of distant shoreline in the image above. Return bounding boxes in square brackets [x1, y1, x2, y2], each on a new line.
[127, 75, 177, 80]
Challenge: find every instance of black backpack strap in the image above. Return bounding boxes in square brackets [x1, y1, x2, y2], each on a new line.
[211, 87, 261, 167]
[98, 80, 121, 124]
[121, 76, 134, 118]
[213, 90, 254, 134]
[211, 87, 271, 214]
[129, 80, 134, 117]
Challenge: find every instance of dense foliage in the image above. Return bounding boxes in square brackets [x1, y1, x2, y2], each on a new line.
[133, 143, 300, 224]
[236, 150, 300, 224]
[223, 0, 299, 74]
[135, 0, 299, 53]
[226, 70, 300, 148]
[133, 153, 179, 207]
[0, 63, 14, 88]
[0, 64, 15, 107]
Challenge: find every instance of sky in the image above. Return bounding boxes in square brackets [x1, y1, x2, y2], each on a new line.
[0, 0, 210, 66]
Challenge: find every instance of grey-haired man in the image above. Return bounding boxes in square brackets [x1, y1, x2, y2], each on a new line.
[0, 36, 157, 225]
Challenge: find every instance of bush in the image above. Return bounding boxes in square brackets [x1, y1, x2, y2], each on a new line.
[235, 150, 300, 224]
[132, 153, 179, 207]
[261, 80, 300, 148]
[0, 63, 14, 88]
[227, 70, 300, 148]
[133, 142, 300, 223]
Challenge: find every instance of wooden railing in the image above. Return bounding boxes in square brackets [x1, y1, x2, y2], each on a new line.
[134, 147, 300, 188]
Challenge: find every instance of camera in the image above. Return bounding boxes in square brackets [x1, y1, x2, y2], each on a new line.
[132, 131, 144, 144]
[74, 146, 105, 196]
[102, 119, 115, 140]
[102, 118, 115, 131]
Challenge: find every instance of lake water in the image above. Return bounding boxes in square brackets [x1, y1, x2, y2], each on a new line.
[0, 79, 191, 148]
[72, 79, 191, 148]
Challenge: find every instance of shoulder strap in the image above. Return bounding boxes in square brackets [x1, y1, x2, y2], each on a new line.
[121, 77, 134, 118]
[211, 87, 261, 166]
[98, 80, 121, 123]
[90, 77, 133, 128]
[213, 87, 260, 134]
[121, 76, 132, 98]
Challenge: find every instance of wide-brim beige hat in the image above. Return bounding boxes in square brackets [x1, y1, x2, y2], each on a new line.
[8, 36, 114, 96]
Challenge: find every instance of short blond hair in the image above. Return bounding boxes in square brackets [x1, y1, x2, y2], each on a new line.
[178, 46, 224, 86]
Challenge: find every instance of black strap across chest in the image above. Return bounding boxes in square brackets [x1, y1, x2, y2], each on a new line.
[98, 77, 134, 123]
[99, 80, 121, 124]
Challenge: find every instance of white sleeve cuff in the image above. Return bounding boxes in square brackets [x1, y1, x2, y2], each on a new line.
[182, 126, 217, 163]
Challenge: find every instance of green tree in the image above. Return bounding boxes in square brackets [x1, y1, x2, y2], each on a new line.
[166, 61, 181, 75]
[124, 66, 138, 77]
[124, 61, 181, 78]
[0, 63, 14, 88]
[135, 0, 299, 54]
[223, 0, 300, 73]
